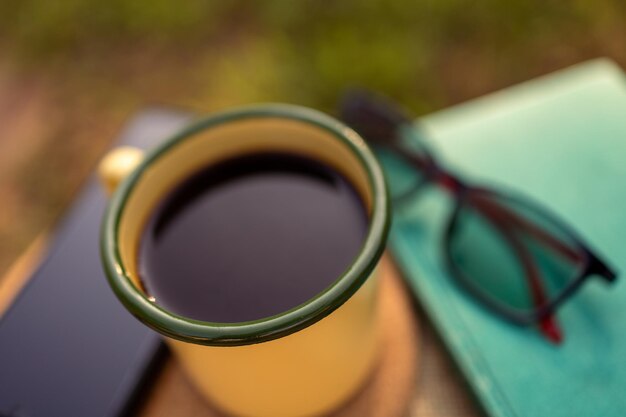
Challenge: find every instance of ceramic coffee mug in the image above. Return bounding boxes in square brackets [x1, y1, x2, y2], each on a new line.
[99, 105, 390, 417]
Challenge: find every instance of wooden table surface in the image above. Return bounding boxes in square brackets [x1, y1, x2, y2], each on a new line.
[0, 240, 481, 417]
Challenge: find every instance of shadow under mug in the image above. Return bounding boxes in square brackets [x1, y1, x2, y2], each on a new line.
[99, 105, 390, 417]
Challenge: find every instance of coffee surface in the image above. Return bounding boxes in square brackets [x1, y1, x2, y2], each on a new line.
[138, 152, 368, 322]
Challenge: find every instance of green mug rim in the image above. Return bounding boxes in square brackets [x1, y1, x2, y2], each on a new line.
[100, 104, 390, 346]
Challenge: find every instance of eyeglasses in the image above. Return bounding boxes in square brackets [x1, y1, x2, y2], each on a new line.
[340, 91, 618, 344]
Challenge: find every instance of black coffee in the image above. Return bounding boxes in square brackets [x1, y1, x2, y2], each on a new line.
[138, 152, 368, 323]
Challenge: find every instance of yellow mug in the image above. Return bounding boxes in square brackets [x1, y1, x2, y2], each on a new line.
[99, 105, 390, 417]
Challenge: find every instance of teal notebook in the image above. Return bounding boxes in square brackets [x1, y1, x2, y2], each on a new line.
[387, 59, 626, 417]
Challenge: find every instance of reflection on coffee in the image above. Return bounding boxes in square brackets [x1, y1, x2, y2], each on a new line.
[138, 152, 368, 323]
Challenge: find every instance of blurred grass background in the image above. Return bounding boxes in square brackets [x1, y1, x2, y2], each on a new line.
[0, 0, 625, 275]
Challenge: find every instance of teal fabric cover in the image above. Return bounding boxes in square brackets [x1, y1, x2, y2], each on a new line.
[387, 59, 626, 417]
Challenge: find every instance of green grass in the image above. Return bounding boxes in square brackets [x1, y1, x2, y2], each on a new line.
[3, 0, 626, 111]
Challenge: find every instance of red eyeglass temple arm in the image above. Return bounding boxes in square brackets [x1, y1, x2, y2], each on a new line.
[473, 198, 564, 343]
[494, 217, 563, 343]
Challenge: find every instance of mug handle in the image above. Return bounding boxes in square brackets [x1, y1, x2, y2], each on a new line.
[98, 146, 144, 195]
